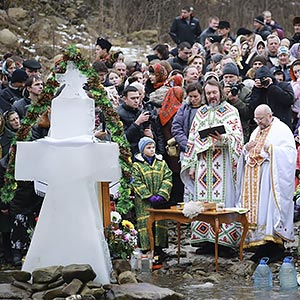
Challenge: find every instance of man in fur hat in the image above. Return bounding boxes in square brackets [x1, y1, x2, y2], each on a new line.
[95, 37, 112, 67]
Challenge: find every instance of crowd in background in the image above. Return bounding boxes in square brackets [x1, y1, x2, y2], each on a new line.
[0, 6, 300, 266]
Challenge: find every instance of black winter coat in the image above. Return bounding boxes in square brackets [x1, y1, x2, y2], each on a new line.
[0, 155, 43, 215]
[117, 103, 164, 157]
[12, 97, 31, 120]
[250, 67, 294, 129]
[169, 16, 202, 46]
[0, 86, 23, 113]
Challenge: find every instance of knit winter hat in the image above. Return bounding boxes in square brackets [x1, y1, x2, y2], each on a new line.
[203, 71, 219, 82]
[254, 15, 265, 26]
[277, 45, 289, 56]
[222, 62, 239, 76]
[138, 137, 155, 153]
[211, 53, 223, 63]
[10, 69, 28, 83]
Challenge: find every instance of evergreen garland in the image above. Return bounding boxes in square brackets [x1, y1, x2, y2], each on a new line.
[0, 45, 133, 214]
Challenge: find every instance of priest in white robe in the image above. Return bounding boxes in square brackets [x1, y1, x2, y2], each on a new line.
[236, 104, 296, 262]
[181, 79, 244, 254]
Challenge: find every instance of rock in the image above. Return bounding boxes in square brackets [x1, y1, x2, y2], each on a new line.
[228, 260, 255, 277]
[0, 270, 15, 283]
[108, 283, 184, 300]
[86, 281, 103, 289]
[32, 290, 47, 300]
[118, 271, 138, 284]
[205, 273, 223, 284]
[47, 276, 65, 289]
[182, 273, 193, 279]
[65, 7, 77, 19]
[62, 278, 83, 295]
[11, 270, 32, 282]
[28, 18, 53, 43]
[62, 264, 96, 283]
[0, 9, 8, 23]
[128, 30, 158, 44]
[112, 259, 131, 275]
[81, 284, 93, 295]
[43, 283, 68, 300]
[103, 283, 113, 290]
[0, 28, 18, 45]
[81, 296, 96, 300]
[32, 282, 48, 292]
[12, 280, 33, 292]
[89, 288, 106, 300]
[7, 7, 28, 20]
[0, 283, 31, 299]
[32, 265, 63, 284]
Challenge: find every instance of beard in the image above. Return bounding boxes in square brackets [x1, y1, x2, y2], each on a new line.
[208, 98, 220, 108]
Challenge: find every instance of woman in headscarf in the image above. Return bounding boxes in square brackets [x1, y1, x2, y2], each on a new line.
[290, 43, 300, 61]
[3, 110, 21, 133]
[159, 85, 185, 204]
[144, 63, 169, 110]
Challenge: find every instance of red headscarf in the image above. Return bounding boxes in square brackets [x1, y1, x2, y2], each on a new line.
[165, 74, 184, 87]
[159, 86, 184, 126]
[149, 63, 168, 89]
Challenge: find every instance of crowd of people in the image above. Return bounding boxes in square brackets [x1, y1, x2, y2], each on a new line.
[0, 6, 300, 267]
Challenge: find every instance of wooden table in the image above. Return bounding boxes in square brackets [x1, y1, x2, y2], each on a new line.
[146, 207, 249, 272]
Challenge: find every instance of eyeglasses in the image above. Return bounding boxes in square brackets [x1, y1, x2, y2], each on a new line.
[253, 115, 267, 123]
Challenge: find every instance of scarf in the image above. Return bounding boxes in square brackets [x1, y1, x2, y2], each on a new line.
[151, 63, 168, 89]
[159, 86, 184, 126]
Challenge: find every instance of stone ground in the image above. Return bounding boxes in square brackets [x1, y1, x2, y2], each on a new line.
[0, 221, 299, 299]
[138, 221, 300, 299]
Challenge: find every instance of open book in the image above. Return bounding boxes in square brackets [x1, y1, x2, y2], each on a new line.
[199, 124, 226, 139]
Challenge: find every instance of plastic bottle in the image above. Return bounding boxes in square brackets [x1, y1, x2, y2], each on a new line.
[279, 256, 298, 289]
[130, 248, 142, 270]
[253, 257, 273, 289]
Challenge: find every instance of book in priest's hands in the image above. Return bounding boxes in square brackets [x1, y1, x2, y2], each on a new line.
[198, 124, 226, 139]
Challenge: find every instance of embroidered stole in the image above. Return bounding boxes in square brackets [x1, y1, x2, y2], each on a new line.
[242, 125, 272, 224]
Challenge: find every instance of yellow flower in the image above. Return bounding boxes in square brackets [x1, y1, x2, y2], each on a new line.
[128, 157, 132, 164]
[122, 220, 134, 229]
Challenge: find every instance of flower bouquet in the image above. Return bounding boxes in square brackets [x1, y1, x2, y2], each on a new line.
[106, 211, 138, 259]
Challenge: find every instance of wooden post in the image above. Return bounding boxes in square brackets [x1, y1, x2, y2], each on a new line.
[98, 182, 111, 229]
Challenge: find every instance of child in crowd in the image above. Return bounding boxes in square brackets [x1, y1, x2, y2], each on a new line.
[132, 137, 172, 262]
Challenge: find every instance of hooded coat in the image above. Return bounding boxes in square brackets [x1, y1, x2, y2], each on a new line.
[250, 66, 294, 129]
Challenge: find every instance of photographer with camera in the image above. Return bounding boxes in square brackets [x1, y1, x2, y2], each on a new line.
[250, 66, 294, 129]
[117, 85, 164, 158]
[222, 62, 252, 141]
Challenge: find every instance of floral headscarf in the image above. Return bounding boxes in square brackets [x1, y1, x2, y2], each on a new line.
[159, 86, 184, 126]
[165, 74, 184, 87]
[149, 63, 168, 89]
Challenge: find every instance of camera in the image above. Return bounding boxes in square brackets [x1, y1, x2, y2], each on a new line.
[260, 77, 269, 87]
[141, 102, 157, 129]
[228, 83, 242, 97]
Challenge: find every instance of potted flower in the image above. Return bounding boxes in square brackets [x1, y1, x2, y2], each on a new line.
[106, 211, 138, 260]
